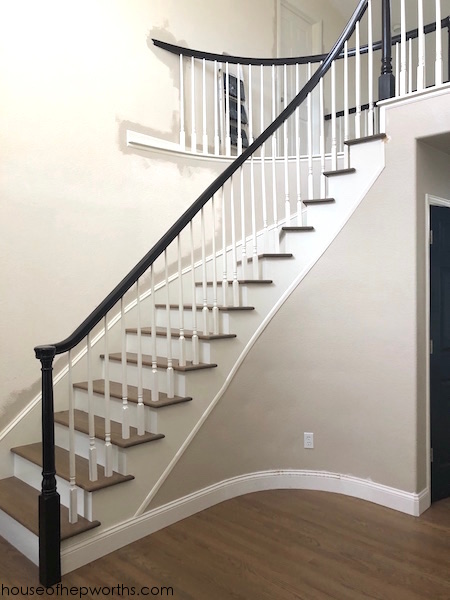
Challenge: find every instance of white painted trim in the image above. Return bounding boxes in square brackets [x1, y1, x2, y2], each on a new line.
[425, 194, 450, 504]
[61, 469, 428, 575]
[0, 508, 38, 565]
[378, 81, 450, 110]
[276, 0, 322, 57]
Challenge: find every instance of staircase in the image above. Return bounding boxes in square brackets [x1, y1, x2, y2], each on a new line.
[0, 131, 387, 576]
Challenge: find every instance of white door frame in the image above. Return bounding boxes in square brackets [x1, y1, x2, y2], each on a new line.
[276, 0, 323, 58]
[425, 194, 450, 506]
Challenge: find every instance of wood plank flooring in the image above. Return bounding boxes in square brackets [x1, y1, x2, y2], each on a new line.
[1, 490, 449, 599]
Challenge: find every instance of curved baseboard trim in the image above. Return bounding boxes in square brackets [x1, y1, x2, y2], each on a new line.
[61, 469, 429, 575]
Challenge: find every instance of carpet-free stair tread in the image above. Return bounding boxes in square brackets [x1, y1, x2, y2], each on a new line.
[282, 226, 315, 232]
[0, 477, 100, 540]
[195, 279, 273, 285]
[323, 167, 356, 177]
[127, 326, 237, 341]
[154, 304, 255, 311]
[74, 380, 192, 408]
[303, 198, 336, 205]
[104, 353, 218, 372]
[236, 253, 293, 266]
[54, 410, 165, 448]
[344, 133, 387, 146]
[11, 443, 134, 492]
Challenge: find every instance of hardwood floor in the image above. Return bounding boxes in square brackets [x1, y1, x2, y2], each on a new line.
[1, 490, 449, 599]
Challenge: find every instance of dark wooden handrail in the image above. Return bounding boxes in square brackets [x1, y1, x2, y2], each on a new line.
[153, 16, 450, 67]
[34, 0, 371, 586]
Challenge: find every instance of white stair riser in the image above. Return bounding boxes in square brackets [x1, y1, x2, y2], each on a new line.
[0, 509, 38, 566]
[153, 305, 231, 333]
[13, 454, 92, 520]
[126, 332, 212, 363]
[103, 359, 188, 397]
[73, 389, 160, 434]
[54, 422, 126, 474]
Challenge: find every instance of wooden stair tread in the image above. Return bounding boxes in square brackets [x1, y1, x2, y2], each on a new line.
[195, 279, 273, 286]
[127, 326, 237, 341]
[74, 380, 193, 408]
[154, 304, 254, 312]
[323, 167, 356, 177]
[54, 410, 165, 448]
[11, 443, 134, 493]
[344, 133, 387, 146]
[0, 477, 100, 540]
[303, 198, 336, 205]
[282, 226, 315, 232]
[103, 352, 218, 372]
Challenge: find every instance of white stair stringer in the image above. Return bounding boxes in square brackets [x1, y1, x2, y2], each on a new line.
[56, 135, 387, 573]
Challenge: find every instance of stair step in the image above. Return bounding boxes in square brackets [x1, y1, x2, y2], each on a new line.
[54, 410, 165, 448]
[237, 253, 293, 266]
[344, 133, 387, 146]
[323, 167, 356, 177]
[74, 380, 193, 409]
[154, 304, 255, 312]
[0, 477, 100, 540]
[282, 226, 315, 232]
[11, 443, 134, 493]
[103, 352, 218, 372]
[195, 279, 273, 286]
[303, 198, 336, 205]
[127, 326, 237, 341]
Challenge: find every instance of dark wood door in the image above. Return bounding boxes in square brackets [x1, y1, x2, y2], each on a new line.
[430, 205, 450, 502]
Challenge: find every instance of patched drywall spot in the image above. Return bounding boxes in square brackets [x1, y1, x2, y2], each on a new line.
[0, 378, 41, 430]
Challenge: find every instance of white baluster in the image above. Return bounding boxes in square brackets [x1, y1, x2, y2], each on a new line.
[237, 63, 243, 155]
[261, 65, 268, 247]
[284, 63, 291, 223]
[260, 63, 265, 138]
[150, 267, 159, 402]
[408, 38, 413, 93]
[368, 0, 374, 135]
[395, 42, 400, 97]
[271, 64, 278, 241]
[240, 167, 248, 279]
[191, 56, 197, 152]
[120, 298, 129, 440]
[214, 61, 220, 155]
[68, 350, 78, 523]
[319, 73, 326, 198]
[307, 62, 313, 199]
[417, 0, 425, 91]
[295, 63, 302, 225]
[103, 316, 112, 476]
[136, 280, 145, 436]
[344, 41, 349, 146]
[248, 64, 254, 145]
[271, 64, 277, 158]
[177, 235, 186, 367]
[164, 249, 174, 398]
[201, 207, 210, 331]
[221, 184, 229, 304]
[202, 58, 208, 154]
[190, 221, 200, 363]
[225, 62, 231, 156]
[355, 21, 361, 139]
[230, 176, 240, 306]
[400, 0, 407, 96]
[250, 157, 258, 278]
[331, 60, 337, 171]
[435, 0, 443, 86]
[179, 54, 186, 150]
[211, 195, 219, 334]
[87, 333, 98, 480]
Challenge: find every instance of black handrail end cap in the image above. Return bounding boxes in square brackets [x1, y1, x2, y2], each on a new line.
[35, 346, 57, 360]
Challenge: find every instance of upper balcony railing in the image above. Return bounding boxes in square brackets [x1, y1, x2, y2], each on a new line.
[153, 3, 449, 158]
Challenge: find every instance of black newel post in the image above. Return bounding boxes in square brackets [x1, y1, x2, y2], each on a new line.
[379, 0, 395, 100]
[35, 345, 61, 588]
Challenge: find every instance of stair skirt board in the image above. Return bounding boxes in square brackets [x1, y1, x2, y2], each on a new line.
[61, 470, 430, 575]
[0, 136, 387, 571]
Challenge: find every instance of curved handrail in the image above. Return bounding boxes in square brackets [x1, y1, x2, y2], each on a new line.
[153, 16, 450, 66]
[35, 0, 368, 357]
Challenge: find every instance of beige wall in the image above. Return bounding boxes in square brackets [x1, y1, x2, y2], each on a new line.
[149, 91, 450, 509]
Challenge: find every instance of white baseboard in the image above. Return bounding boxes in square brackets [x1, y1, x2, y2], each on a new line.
[61, 469, 429, 575]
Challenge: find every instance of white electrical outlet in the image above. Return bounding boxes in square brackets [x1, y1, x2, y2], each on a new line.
[304, 432, 314, 449]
